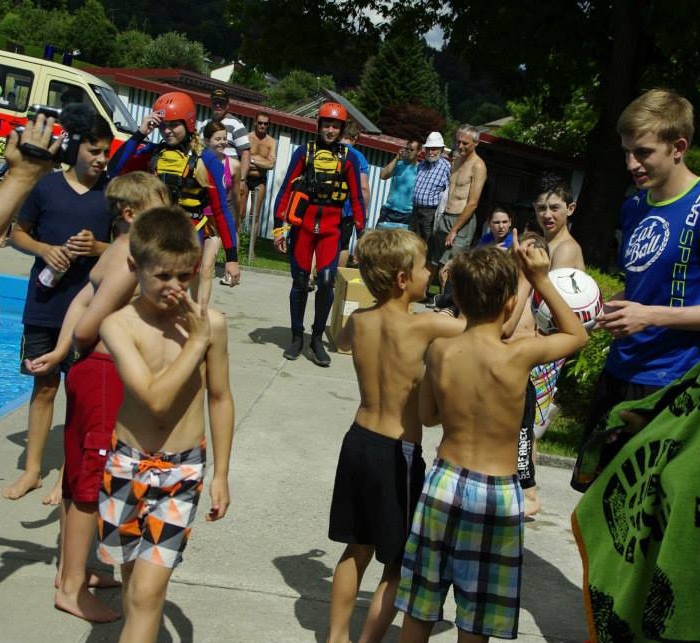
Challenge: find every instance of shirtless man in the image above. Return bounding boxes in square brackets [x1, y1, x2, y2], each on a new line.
[242, 112, 277, 248]
[430, 124, 487, 280]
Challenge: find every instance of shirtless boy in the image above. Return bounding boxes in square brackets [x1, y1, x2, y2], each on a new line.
[97, 207, 234, 643]
[396, 237, 587, 641]
[534, 173, 585, 271]
[242, 111, 277, 245]
[43, 173, 169, 623]
[327, 229, 465, 643]
[431, 124, 487, 278]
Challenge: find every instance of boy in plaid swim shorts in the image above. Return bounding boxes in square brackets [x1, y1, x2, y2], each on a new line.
[98, 207, 234, 643]
[396, 237, 588, 641]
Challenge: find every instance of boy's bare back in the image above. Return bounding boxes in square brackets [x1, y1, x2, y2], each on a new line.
[422, 237, 588, 476]
[101, 299, 227, 454]
[343, 306, 464, 443]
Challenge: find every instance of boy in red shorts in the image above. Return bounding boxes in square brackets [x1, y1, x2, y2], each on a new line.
[35, 173, 170, 622]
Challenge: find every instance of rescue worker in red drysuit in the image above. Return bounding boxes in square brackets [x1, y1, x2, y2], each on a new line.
[273, 102, 366, 366]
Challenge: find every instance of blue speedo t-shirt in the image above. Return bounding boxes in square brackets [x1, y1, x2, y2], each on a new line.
[384, 160, 418, 214]
[606, 178, 700, 386]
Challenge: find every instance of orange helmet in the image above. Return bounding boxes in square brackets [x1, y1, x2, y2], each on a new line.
[318, 102, 347, 123]
[152, 92, 197, 133]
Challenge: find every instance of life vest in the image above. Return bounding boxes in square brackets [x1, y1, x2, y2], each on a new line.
[149, 146, 206, 216]
[295, 141, 349, 206]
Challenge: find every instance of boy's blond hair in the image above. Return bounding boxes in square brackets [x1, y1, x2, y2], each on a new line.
[451, 246, 518, 320]
[617, 89, 694, 146]
[105, 171, 171, 220]
[129, 206, 201, 269]
[358, 229, 427, 301]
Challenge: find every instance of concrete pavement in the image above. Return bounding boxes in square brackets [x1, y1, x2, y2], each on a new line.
[0, 248, 588, 642]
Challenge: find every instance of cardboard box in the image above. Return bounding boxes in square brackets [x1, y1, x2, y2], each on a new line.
[328, 267, 376, 353]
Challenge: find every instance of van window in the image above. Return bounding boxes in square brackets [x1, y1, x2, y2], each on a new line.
[0, 64, 33, 112]
[47, 80, 87, 108]
[91, 84, 137, 134]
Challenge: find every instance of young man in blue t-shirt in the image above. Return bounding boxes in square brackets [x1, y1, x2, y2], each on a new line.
[4, 106, 113, 501]
[377, 140, 420, 226]
[576, 89, 700, 483]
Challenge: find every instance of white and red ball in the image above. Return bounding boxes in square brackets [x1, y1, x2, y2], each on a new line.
[531, 268, 603, 334]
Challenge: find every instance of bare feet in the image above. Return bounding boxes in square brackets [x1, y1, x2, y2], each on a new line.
[524, 487, 542, 518]
[54, 586, 120, 623]
[3, 471, 42, 500]
[54, 570, 121, 589]
[42, 474, 63, 506]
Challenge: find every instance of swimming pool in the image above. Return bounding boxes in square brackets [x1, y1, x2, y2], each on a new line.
[0, 275, 32, 417]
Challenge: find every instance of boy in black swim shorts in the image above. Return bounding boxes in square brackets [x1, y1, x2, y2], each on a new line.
[327, 229, 465, 643]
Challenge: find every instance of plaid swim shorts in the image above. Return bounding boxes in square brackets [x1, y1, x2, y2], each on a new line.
[395, 458, 524, 639]
[97, 436, 206, 570]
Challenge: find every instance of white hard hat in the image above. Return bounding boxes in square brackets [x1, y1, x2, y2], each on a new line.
[424, 131, 445, 148]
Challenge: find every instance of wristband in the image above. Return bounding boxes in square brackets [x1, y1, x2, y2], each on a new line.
[225, 247, 238, 262]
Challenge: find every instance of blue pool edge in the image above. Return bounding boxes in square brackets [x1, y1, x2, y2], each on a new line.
[1, 274, 31, 419]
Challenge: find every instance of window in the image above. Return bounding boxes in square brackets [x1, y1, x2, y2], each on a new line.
[47, 80, 87, 109]
[0, 64, 33, 112]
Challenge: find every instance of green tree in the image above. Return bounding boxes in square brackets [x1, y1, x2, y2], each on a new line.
[357, 34, 447, 137]
[229, 0, 380, 87]
[109, 29, 152, 67]
[68, 0, 117, 64]
[498, 88, 598, 155]
[0, 1, 48, 46]
[143, 32, 208, 74]
[265, 70, 335, 110]
[233, 65, 268, 92]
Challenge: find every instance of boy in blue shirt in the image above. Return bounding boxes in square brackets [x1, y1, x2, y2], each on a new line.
[4, 105, 113, 501]
[576, 88, 700, 487]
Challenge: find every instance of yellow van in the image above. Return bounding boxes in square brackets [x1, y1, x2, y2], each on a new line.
[0, 50, 137, 160]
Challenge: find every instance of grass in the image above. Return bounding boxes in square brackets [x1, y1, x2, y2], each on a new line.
[218, 235, 289, 272]
[538, 415, 583, 458]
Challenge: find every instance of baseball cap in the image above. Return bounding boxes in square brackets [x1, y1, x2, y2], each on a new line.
[211, 88, 230, 102]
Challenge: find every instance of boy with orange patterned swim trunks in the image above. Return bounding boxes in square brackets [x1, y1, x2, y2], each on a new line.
[97, 206, 234, 643]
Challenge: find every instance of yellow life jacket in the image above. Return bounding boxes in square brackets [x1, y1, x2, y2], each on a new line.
[150, 146, 205, 215]
[302, 141, 349, 205]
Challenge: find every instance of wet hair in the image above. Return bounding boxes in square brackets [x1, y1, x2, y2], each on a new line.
[451, 246, 518, 320]
[343, 118, 362, 142]
[534, 172, 573, 206]
[617, 88, 694, 146]
[202, 120, 227, 140]
[513, 231, 550, 257]
[60, 103, 113, 144]
[106, 172, 170, 221]
[129, 206, 201, 269]
[358, 229, 427, 301]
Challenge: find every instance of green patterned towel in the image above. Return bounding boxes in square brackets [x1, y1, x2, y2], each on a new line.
[572, 360, 700, 642]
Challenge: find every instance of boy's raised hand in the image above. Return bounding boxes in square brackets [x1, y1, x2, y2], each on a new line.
[174, 291, 211, 347]
[512, 229, 550, 285]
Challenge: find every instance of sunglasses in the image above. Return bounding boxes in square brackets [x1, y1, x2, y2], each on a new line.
[257, 121, 269, 126]
[211, 100, 227, 108]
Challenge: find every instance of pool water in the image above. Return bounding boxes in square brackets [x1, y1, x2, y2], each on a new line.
[0, 275, 33, 417]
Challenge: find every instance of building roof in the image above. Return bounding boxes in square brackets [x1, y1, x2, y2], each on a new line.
[88, 67, 266, 104]
[287, 89, 381, 135]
